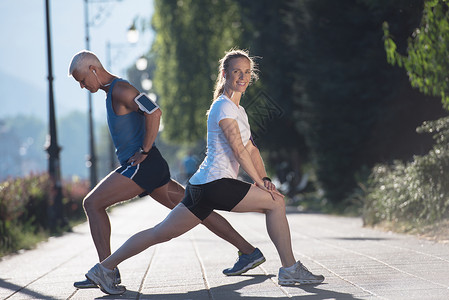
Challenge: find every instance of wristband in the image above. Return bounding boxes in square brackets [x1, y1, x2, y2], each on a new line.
[262, 177, 271, 182]
[139, 147, 150, 155]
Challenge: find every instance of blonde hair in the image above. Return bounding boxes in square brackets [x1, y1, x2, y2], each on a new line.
[68, 50, 103, 77]
[212, 48, 259, 101]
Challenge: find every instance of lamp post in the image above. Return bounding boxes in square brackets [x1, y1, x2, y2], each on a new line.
[84, 0, 139, 184]
[83, 0, 98, 189]
[44, 0, 65, 230]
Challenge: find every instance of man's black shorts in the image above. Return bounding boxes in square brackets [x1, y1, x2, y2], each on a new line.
[116, 146, 171, 194]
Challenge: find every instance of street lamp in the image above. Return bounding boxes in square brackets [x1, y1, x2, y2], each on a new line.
[44, 0, 65, 230]
[83, 0, 129, 188]
[141, 76, 152, 91]
[136, 55, 148, 71]
[126, 21, 139, 44]
[84, 0, 98, 189]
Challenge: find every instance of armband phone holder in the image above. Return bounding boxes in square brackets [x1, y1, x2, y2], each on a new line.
[134, 93, 159, 114]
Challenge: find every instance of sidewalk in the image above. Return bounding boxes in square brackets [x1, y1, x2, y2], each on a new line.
[1, 196, 449, 299]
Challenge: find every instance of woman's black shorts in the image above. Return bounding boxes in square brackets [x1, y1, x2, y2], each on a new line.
[181, 178, 251, 221]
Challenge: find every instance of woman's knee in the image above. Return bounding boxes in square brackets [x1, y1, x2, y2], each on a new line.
[266, 194, 286, 213]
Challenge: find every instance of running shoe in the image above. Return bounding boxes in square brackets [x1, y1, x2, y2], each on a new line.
[74, 267, 121, 288]
[85, 263, 126, 295]
[73, 278, 96, 289]
[223, 248, 266, 276]
[278, 261, 324, 285]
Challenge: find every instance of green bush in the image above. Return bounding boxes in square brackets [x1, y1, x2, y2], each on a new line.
[363, 116, 449, 228]
[0, 173, 88, 256]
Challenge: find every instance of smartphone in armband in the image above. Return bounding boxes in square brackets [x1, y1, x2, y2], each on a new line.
[134, 93, 159, 114]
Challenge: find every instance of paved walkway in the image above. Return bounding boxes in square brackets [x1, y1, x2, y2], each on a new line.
[1, 197, 449, 299]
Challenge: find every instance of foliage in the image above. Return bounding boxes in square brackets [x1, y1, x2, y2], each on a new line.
[148, 0, 445, 205]
[0, 174, 88, 256]
[383, 0, 449, 109]
[363, 116, 449, 227]
[236, 0, 310, 196]
[364, 0, 449, 230]
[151, 0, 242, 143]
[286, 0, 442, 204]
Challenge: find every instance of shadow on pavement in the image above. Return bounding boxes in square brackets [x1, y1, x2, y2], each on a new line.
[299, 284, 364, 300]
[331, 237, 392, 241]
[92, 274, 361, 300]
[0, 278, 59, 300]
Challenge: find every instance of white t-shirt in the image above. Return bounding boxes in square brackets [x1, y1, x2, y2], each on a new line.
[189, 95, 251, 184]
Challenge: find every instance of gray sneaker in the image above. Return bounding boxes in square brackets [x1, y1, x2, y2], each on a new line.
[223, 248, 266, 276]
[278, 261, 324, 285]
[74, 267, 121, 288]
[114, 267, 121, 285]
[85, 263, 126, 295]
[73, 278, 96, 289]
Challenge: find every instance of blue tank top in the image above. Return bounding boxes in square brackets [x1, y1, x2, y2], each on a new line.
[106, 78, 146, 165]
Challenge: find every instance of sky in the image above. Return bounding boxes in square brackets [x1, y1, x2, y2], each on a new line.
[0, 0, 154, 122]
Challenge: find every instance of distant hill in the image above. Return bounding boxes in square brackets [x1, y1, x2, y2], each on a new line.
[0, 70, 47, 120]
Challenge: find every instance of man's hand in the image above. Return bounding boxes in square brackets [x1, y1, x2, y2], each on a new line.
[127, 152, 147, 166]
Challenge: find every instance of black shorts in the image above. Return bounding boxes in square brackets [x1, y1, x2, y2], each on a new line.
[116, 146, 171, 194]
[181, 178, 251, 221]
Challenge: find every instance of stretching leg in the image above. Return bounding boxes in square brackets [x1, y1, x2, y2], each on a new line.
[150, 179, 254, 254]
[231, 185, 296, 267]
[101, 204, 201, 270]
[83, 171, 144, 261]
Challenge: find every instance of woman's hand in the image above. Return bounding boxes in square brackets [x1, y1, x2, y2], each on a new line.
[255, 181, 284, 199]
[263, 178, 276, 191]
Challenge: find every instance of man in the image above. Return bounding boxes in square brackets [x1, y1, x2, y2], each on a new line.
[68, 50, 265, 289]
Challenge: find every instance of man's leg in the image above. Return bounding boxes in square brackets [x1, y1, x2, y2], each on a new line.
[83, 171, 144, 261]
[75, 171, 144, 288]
[149, 178, 185, 209]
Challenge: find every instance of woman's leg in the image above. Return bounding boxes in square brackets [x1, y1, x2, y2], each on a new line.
[231, 185, 296, 268]
[101, 203, 201, 270]
[151, 179, 255, 254]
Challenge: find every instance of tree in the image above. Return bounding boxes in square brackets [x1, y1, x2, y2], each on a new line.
[384, 0, 449, 109]
[285, 0, 444, 205]
[236, 0, 310, 196]
[148, 0, 445, 205]
[151, 0, 242, 143]
[363, 0, 449, 226]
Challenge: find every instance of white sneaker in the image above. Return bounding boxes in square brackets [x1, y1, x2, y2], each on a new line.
[74, 267, 121, 289]
[278, 261, 324, 285]
[85, 263, 126, 295]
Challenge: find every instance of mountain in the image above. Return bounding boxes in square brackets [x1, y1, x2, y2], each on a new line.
[0, 70, 47, 120]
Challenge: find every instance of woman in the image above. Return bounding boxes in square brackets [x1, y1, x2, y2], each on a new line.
[85, 49, 324, 295]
